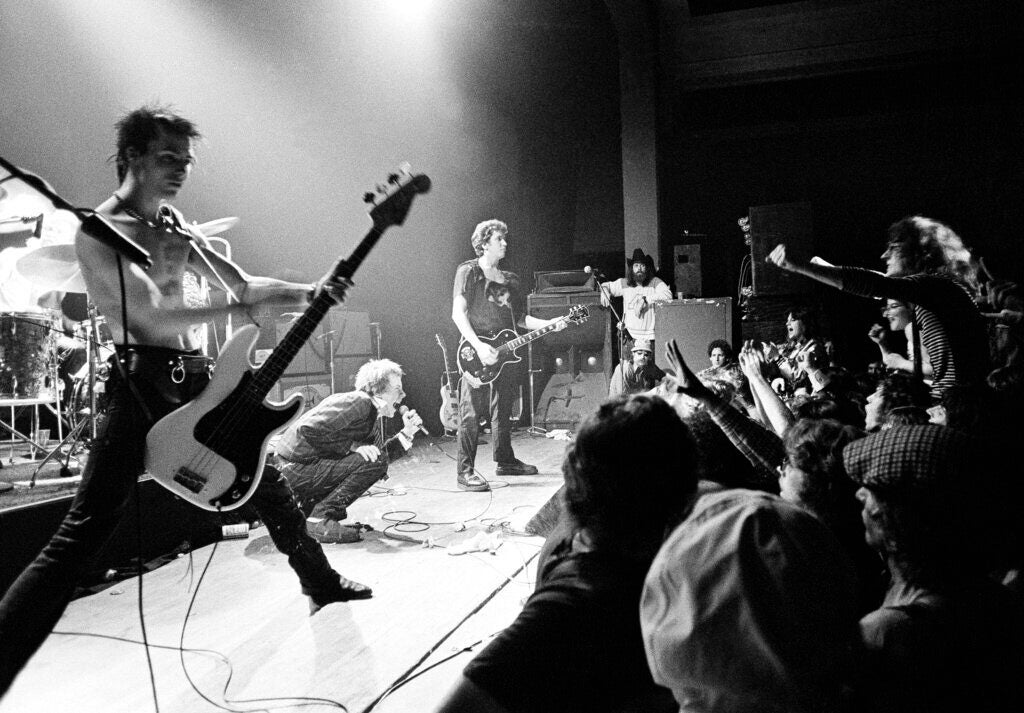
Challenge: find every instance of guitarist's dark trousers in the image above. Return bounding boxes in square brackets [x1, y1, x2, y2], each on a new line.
[0, 345, 351, 695]
[457, 365, 517, 475]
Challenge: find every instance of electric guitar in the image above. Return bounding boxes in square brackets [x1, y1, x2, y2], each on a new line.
[434, 334, 459, 431]
[456, 304, 589, 385]
[144, 166, 431, 511]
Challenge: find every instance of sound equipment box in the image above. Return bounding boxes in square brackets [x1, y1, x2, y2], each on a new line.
[653, 298, 733, 371]
[526, 291, 609, 351]
[673, 243, 703, 298]
[748, 202, 814, 296]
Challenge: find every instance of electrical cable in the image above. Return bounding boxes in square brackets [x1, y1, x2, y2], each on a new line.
[359, 545, 540, 713]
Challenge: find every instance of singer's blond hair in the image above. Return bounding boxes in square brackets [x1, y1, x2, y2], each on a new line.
[354, 359, 404, 396]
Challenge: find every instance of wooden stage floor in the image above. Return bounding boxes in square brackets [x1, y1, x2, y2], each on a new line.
[1, 430, 569, 713]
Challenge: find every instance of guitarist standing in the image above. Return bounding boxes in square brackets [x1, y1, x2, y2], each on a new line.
[451, 219, 564, 491]
[0, 105, 370, 695]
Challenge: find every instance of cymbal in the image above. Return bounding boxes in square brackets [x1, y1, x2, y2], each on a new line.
[0, 172, 56, 221]
[15, 243, 87, 294]
[193, 216, 239, 236]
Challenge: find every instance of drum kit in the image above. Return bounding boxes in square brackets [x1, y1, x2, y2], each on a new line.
[1, 171, 237, 475]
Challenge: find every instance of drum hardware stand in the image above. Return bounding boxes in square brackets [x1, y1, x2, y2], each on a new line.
[30, 305, 102, 483]
[1, 312, 66, 467]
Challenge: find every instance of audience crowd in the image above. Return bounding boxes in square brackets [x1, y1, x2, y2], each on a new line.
[437, 214, 1024, 713]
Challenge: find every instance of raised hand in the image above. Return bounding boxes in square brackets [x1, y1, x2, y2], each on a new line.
[663, 339, 713, 402]
[868, 323, 886, 344]
[738, 340, 769, 381]
[767, 243, 797, 271]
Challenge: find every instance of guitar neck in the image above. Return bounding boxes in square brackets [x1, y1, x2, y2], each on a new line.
[500, 318, 565, 354]
[250, 225, 384, 397]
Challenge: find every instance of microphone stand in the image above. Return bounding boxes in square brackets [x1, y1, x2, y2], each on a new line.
[0, 156, 151, 268]
[594, 272, 629, 365]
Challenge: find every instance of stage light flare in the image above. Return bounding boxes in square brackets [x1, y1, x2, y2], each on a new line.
[384, 0, 433, 19]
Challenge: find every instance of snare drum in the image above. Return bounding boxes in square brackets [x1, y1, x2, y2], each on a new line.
[0, 311, 57, 400]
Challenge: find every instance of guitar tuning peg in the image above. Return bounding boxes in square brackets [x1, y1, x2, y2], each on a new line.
[376, 183, 388, 195]
[387, 173, 400, 185]
[362, 192, 377, 205]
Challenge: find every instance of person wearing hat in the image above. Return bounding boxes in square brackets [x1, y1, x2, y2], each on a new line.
[641, 487, 859, 713]
[843, 425, 1024, 713]
[600, 247, 672, 345]
[609, 337, 665, 396]
[451, 219, 565, 492]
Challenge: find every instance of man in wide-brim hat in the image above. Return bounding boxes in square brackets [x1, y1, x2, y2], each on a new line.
[600, 247, 672, 345]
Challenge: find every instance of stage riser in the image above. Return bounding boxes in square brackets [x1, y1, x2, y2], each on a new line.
[0, 479, 222, 594]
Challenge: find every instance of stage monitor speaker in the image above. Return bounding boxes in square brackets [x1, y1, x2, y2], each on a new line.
[749, 202, 814, 296]
[674, 244, 702, 298]
[653, 298, 733, 371]
[533, 372, 609, 429]
[533, 270, 596, 293]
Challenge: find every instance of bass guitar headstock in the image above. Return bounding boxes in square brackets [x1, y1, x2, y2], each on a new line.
[364, 163, 432, 231]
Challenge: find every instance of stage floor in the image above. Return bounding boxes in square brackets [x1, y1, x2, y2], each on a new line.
[1, 430, 569, 713]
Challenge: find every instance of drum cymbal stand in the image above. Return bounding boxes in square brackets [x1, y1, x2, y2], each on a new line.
[31, 306, 101, 482]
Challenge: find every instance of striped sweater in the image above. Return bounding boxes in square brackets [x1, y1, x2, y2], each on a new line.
[841, 267, 989, 398]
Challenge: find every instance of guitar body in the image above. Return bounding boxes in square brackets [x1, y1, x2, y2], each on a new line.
[439, 381, 459, 430]
[456, 329, 522, 385]
[145, 325, 304, 511]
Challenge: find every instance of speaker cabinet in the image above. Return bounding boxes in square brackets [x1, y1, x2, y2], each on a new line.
[749, 202, 814, 296]
[526, 291, 608, 349]
[673, 244, 702, 298]
[653, 298, 733, 371]
[253, 309, 373, 377]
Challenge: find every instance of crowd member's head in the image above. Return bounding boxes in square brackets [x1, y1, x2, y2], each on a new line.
[626, 248, 656, 287]
[706, 339, 734, 369]
[785, 303, 819, 343]
[780, 418, 864, 520]
[628, 338, 654, 368]
[564, 394, 698, 557]
[844, 425, 992, 585]
[883, 215, 977, 289]
[470, 219, 508, 258]
[641, 489, 858, 713]
[881, 298, 913, 332]
[864, 372, 931, 431]
[113, 104, 201, 184]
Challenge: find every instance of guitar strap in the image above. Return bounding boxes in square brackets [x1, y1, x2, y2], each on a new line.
[114, 254, 155, 425]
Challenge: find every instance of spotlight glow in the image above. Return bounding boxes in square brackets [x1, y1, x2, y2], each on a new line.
[385, 0, 433, 19]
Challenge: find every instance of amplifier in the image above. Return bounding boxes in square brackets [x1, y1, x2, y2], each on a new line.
[653, 298, 734, 371]
[526, 292, 608, 348]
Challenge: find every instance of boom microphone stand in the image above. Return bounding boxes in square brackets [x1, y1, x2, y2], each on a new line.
[592, 269, 629, 365]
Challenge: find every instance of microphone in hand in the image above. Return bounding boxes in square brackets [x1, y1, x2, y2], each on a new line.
[399, 405, 430, 436]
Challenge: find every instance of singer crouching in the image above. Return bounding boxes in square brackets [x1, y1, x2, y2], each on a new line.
[271, 359, 424, 543]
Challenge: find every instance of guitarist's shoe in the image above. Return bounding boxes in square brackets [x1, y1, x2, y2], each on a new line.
[495, 459, 539, 476]
[457, 472, 491, 492]
[308, 576, 374, 614]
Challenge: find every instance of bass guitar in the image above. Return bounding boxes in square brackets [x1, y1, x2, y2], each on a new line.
[144, 166, 431, 511]
[434, 334, 459, 432]
[456, 304, 589, 385]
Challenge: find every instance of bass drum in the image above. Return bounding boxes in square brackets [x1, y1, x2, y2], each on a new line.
[67, 364, 110, 432]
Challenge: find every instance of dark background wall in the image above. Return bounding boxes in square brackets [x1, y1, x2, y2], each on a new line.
[658, 52, 1024, 365]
